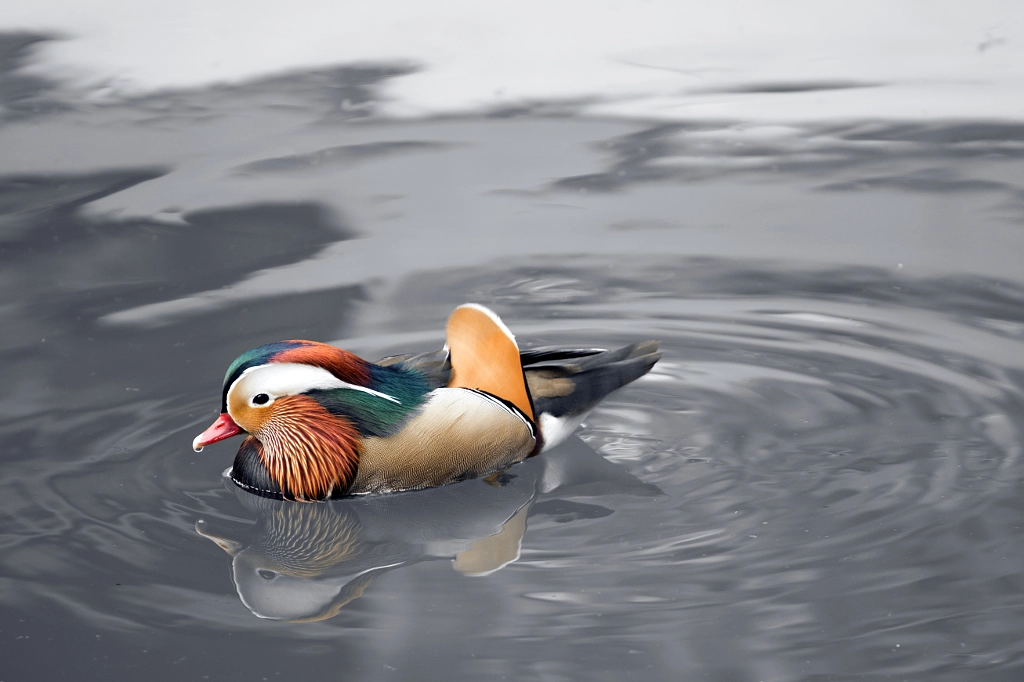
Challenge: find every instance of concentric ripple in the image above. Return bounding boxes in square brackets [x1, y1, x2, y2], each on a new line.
[4, 257, 1024, 680]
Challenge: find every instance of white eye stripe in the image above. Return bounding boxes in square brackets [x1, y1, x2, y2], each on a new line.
[228, 363, 400, 410]
[338, 383, 401, 403]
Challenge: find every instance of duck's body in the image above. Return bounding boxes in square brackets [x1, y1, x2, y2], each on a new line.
[194, 304, 660, 501]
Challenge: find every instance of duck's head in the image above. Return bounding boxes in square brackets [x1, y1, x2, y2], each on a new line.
[193, 340, 392, 501]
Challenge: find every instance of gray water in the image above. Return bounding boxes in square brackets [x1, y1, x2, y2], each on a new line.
[3, 30, 1024, 681]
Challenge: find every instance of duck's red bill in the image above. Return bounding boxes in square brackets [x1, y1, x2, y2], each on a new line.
[193, 413, 242, 452]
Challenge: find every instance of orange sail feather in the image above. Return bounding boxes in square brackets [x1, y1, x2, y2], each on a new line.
[445, 304, 535, 421]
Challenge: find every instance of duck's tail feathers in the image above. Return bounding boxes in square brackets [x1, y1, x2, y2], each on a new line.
[445, 304, 535, 421]
[518, 347, 608, 365]
[526, 340, 661, 420]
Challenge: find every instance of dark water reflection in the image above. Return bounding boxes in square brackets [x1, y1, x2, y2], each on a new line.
[3, 30, 1024, 682]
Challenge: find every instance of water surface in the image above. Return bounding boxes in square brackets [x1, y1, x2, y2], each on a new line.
[2, 28, 1024, 682]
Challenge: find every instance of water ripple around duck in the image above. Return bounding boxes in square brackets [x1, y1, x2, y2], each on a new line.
[4, 258, 1024, 678]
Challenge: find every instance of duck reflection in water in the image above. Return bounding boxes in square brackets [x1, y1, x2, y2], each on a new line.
[197, 435, 660, 621]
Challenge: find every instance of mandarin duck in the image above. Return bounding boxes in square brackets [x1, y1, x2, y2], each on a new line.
[193, 303, 661, 501]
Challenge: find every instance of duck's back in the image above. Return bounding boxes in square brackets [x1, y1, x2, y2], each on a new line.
[352, 304, 538, 494]
[349, 304, 659, 494]
[352, 387, 536, 494]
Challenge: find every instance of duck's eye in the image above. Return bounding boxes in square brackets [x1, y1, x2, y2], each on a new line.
[252, 393, 270, 406]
